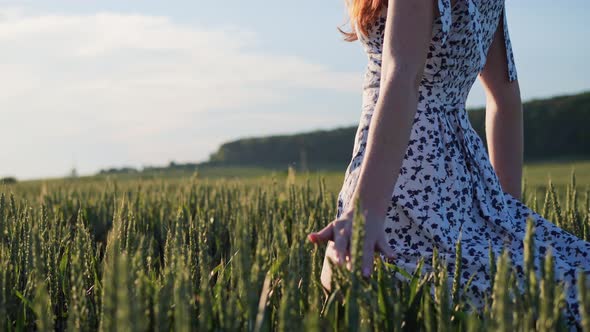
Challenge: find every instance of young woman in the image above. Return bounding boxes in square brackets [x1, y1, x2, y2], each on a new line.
[307, 0, 590, 327]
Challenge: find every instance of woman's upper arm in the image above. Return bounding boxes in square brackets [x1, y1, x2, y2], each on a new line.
[380, 0, 437, 88]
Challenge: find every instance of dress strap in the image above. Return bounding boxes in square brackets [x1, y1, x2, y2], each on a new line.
[466, 0, 486, 70]
[502, 5, 518, 81]
[464, 1, 518, 82]
[437, 0, 453, 45]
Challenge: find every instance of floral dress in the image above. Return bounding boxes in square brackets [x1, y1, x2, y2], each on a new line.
[324, 0, 590, 327]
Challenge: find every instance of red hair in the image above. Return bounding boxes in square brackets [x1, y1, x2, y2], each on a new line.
[338, 0, 387, 42]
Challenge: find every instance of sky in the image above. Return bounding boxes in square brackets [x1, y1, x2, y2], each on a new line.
[0, 0, 588, 180]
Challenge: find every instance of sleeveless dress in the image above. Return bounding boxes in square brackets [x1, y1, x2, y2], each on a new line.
[326, 0, 590, 327]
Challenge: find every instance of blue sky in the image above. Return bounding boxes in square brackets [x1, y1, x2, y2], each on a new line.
[0, 0, 588, 179]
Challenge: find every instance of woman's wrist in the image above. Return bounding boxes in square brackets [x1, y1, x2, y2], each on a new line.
[341, 206, 385, 225]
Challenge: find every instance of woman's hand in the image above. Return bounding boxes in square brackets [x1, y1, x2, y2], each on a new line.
[306, 0, 434, 280]
[307, 209, 395, 278]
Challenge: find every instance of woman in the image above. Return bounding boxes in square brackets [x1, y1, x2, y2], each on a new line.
[307, 0, 590, 327]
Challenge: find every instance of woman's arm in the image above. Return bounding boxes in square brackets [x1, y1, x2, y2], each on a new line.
[308, 0, 439, 278]
[345, 0, 436, 224]
[478, 15, 523, 200]
[340, 0, 437, 274]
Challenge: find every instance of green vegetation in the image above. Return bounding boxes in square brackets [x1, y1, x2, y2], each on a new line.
[0, 177, 17, 185]
[92, 159, 590, 204]
[205, 91, 590, 169]
[0, 165, 589, 331]
[469, 91, 590, 162]
[95, 91, 590, 179]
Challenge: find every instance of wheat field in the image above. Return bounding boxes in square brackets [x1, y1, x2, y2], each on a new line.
[0, 165, 589, 331]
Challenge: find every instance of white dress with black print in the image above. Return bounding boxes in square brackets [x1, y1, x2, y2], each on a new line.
[330, 0, 590, 327]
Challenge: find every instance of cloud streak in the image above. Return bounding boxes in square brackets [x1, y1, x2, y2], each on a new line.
[0, 7, 363, 179]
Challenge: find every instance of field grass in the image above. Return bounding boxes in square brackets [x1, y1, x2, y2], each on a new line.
[0, 160, 589, 331]
[523, 160, 590, 187]
[56, 159, 590, 194]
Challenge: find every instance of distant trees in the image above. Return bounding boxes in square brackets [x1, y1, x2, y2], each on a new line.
[207, 127, 355, 170]
[0, 177, 17, 184]
[98, 167, 140, 175]
[206, 91, 590, 168]
[97, 161, 201, 175]
[92, 91, 590, 175]
[143, 161, 200, 173]
[469, 91, 590, 161]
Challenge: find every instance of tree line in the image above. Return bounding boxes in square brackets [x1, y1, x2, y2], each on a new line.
[204, 91, 590, 170]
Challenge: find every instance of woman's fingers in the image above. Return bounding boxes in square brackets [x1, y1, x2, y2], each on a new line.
[345, 252, 352, 270]
[307, 222, 334, 243]
[361, 241, 375, 278]
[334, 227, 350, 265]
[308, 219, 395, 278]
[376, 236, 395, 259]
[361, 237, 394, 277]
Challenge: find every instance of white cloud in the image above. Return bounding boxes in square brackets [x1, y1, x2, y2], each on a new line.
[0, 7, 362, 179]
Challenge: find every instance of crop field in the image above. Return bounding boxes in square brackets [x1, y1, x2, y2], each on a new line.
[0, 161, 589, 331]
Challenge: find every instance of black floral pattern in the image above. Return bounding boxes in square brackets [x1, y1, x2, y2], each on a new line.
[335, 0, 589, 327]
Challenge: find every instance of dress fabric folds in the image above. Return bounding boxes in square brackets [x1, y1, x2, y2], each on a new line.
[324, 0, 590, 328]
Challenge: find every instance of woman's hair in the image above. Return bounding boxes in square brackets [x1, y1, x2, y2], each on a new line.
[338, 0, 387, 42]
